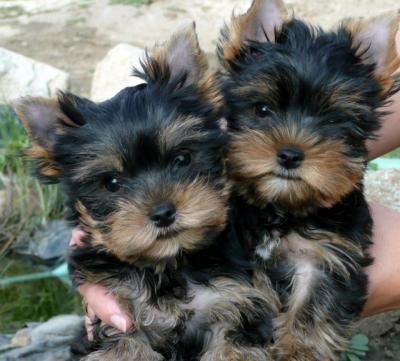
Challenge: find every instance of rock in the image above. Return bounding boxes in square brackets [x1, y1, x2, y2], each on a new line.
[0, 1, 78, 16]
[29, 315, 82, 343]
[0, 47, 69, 104]
[365, 169, 400, 211]
[12, 220, 72, 265]
[0, 334, 12, 350]
[358, 310, 400, 338]
[90, 43, 145, 102]
[10, 329, 30, 347]
[0, 315, 83, 361]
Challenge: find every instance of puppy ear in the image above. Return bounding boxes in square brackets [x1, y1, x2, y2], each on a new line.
[13, 92, 87, 181]
[218, 0, 287, 68]
[139, 22, 209, 87]
[343, 13, 400, 93]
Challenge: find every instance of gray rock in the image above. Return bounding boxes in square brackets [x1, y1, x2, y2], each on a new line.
[0, 48, 69, 104]
[30, 315, 82, 344]
[12, 220, 72, 265]
[0, 315, 83, 361]
[357, 310, 400, 338]
[90, 43, 145, 102]
[0, 335, 12, 350]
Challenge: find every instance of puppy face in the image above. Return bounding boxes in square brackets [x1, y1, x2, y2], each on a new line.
[219, 0, 400, 210]
[16, 25, 229, 264]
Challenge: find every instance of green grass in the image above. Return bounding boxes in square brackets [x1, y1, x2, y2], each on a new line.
[0, 107, 79, 333]
[382, 148, 400, 159]
[79, 0, 92, 9]
[0, 259, 81, 333]
[110, 0, 153, 6]
[0, 5, 24, 19]
[66, 16, 86, 25]
[0, 107, 64, 252]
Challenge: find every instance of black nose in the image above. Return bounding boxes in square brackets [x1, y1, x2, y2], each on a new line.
[149, 202, 177, 228]
[277, 146, 304, 169]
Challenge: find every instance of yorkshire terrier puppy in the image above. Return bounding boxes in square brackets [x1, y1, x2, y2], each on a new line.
[15, 25, 276, 361]
[218, 0, 400, 360]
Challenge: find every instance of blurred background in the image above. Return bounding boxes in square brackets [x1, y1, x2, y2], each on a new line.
[0, 1, 399, 360]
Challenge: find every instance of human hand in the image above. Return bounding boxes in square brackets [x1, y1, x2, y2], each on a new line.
[70, 229, 134, 339]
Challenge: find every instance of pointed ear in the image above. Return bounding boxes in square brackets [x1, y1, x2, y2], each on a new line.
[343, 13, 400, 92]
[218, 0, 287, 68]
[138, 22, 209, 87]
[13, 93, 86, 181]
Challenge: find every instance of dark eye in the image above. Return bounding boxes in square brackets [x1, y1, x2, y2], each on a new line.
[103, 174, 122, 192]
[172, 151, 191, 168]
[255, 104, 271, 118]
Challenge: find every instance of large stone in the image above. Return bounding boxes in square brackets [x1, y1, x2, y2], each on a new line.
[90, 43, 145, 102]
[0, 315, 83, 361]
[12, 220, 72, 265]
[0, 48, 69, 103]
[0, 1, 78, 16]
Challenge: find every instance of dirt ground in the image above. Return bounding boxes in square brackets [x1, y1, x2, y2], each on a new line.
[1, 0, 400, 359]
[1, 0, 399, 96]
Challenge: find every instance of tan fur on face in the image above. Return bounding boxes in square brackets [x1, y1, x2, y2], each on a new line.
[228, 127, 364, 210]
[76, 179, 229, 265]
[23, 145, 61, 177]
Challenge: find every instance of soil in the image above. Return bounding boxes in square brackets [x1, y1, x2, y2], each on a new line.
[0, 0, 399, 359]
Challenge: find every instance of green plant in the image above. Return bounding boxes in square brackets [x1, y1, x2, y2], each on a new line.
[340, 334, 369, 361]
[0, 259, 81, 333]
[382, 147, 400, 159]
[0, 107, 78, 333]
[367, 162, 379, 171]
[110, 0, 153, 6]
[0, 107, 64, 253]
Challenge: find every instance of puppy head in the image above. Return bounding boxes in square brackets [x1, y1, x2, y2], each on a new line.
[15, 24, 228, 265]
[219, 0, 400, 211]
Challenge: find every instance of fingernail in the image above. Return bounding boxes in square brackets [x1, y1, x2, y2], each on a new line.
[110, 314, 128, 332]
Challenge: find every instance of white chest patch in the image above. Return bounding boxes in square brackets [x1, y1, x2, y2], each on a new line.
[255, 231, 281, 260]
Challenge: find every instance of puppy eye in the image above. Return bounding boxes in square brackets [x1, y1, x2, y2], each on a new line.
[103, 174, 122, 192]
[172, 151, 191, 168]
[254, 104, 271, 118]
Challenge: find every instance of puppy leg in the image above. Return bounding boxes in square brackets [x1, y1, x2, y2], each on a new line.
[200, 325, 272, 361]
[80, 334, 165, 361]
[270, 232, 367, 361]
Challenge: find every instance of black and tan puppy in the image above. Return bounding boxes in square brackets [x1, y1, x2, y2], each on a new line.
[218, 0, 400, 360]
[15, 25, 276, 361]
